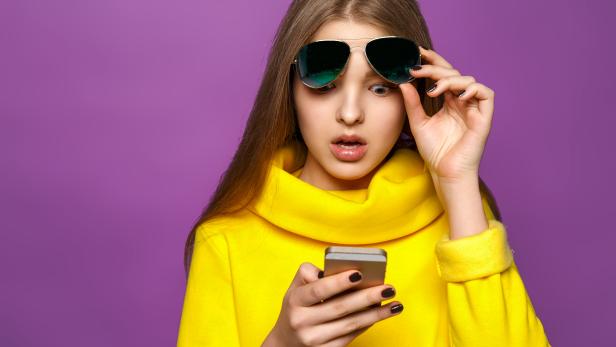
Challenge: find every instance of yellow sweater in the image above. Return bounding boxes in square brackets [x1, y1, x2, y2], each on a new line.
[177, 145, 550, 346]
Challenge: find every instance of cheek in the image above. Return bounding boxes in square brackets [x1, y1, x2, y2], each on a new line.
[365, 99, 406, 134]
[295, 100, 328, 135]
[294, 89, 333, 135]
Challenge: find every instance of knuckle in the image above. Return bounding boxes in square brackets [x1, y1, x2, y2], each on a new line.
[452, 68, 460, 75]
[466, 75, 476, 83]
[283, 293, 293, 307]
[331, 300, 350, 318]
[364, 287, 386, 304]
[371, 288, 383, 302]
[343, 318, 362, 334]
[285, 289, 298, 305]
[299, 262, 312, 273]
[288, 311, 304, 330]
[309, 285, 323, 302]
[378, 305, 391, 319]
[288, 294, 304, 311]
[298, 330, 317, 346]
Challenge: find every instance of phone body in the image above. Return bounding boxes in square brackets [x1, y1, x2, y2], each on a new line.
[323, 246, 387, 306]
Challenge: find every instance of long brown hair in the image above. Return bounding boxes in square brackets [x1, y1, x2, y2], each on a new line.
[184, 0, 501, 275]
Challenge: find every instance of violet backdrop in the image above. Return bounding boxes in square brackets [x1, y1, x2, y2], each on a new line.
[1, 0, 614, 346]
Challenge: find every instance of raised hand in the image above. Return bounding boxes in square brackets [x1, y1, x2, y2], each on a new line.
[399, 46, 495, 185]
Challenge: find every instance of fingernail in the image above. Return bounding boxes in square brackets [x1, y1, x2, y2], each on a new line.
[390, 303, 404, 314]
[458, 90, 466, 98]
[381, 287, 395, 298]
[349, 272, 362, 282]
[318, 270, 324, 278]
[410, 65, 422, 71]
[427, 84, 437, 93]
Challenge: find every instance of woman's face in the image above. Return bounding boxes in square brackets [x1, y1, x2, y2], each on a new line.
[293, 19, 407, 190]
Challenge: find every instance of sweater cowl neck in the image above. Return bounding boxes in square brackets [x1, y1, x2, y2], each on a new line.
[247, 144, 444, 244]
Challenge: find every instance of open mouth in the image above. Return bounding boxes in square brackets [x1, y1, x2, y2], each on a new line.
[334, 140, 364, 148]
[330, 135, 368, 161]
[331, 134, 367, 146]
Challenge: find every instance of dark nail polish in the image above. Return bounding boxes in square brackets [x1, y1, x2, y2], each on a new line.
[390, 303, 404, 314]
[318, 270, 324, 278]
[411, 65, 422, 71]
[349, 272, 362, 282]
[427, 84, 437, 93]
[381, 288, 395, 298]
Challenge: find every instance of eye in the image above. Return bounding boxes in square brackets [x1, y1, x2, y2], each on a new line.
[370, 83, 396, 96]
[313, 82, 397, 95]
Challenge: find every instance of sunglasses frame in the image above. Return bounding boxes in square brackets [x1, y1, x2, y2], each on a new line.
[292, 35, 422, 89]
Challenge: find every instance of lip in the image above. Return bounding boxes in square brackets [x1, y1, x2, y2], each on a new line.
[331, 134, 367, 145]
[329, 142, 368, 162]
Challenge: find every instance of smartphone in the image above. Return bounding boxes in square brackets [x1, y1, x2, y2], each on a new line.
[323, 246, 387, 306]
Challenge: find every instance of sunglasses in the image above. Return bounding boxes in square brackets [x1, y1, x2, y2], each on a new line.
[292, 35, 422, 89]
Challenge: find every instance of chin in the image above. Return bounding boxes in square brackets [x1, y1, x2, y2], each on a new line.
[325, 156, 377, 181]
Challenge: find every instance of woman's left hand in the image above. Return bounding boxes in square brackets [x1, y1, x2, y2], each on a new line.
[399, 46, 495, 185]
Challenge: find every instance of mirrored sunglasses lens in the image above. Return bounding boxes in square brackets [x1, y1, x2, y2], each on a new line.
[296, 41, 349, 88]
[366, 37, 420, 84]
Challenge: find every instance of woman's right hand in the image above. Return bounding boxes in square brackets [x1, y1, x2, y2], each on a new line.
[262, 262, 403, 347]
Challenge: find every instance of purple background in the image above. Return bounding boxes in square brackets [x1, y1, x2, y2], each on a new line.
[1, 1, 614, 346]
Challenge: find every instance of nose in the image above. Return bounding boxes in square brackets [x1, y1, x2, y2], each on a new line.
[335, 46, 369, 126]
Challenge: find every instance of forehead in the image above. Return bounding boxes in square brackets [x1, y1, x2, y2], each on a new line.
[310, 19, 390, 46]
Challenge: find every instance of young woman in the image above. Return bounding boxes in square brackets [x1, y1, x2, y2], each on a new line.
[177, 1, 551, 346]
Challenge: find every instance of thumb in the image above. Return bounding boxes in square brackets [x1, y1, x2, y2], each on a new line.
[290, 262, 322, 289]
[399, 82, 430, 131]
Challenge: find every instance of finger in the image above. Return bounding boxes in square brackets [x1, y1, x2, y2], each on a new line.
[293, 270, 363, 307]
[457, 82, 495, 120]
[289, 262, 323, 290]
[306, 301, 403, 345]
[409, 64, 461, 81]
[303, 285, 396, 325]
[424, 75, 477, 98]
[418, 46, 453, 69]
[319, 326, 369, 347]
[399, 82, 430, 130]
[457, 82, 494, 101]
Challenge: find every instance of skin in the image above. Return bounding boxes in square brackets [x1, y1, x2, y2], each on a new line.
[293, 20, 407, 191]
[264, 18, 496, 346]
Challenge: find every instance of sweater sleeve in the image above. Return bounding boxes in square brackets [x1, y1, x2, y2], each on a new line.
[433, 197, 551, 347]
[176, 227, 241, 347]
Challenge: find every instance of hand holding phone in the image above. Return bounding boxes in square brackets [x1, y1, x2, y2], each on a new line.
[262, 249, 403, 347]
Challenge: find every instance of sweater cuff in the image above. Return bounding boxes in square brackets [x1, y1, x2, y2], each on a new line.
[434, 219, 514, 282]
